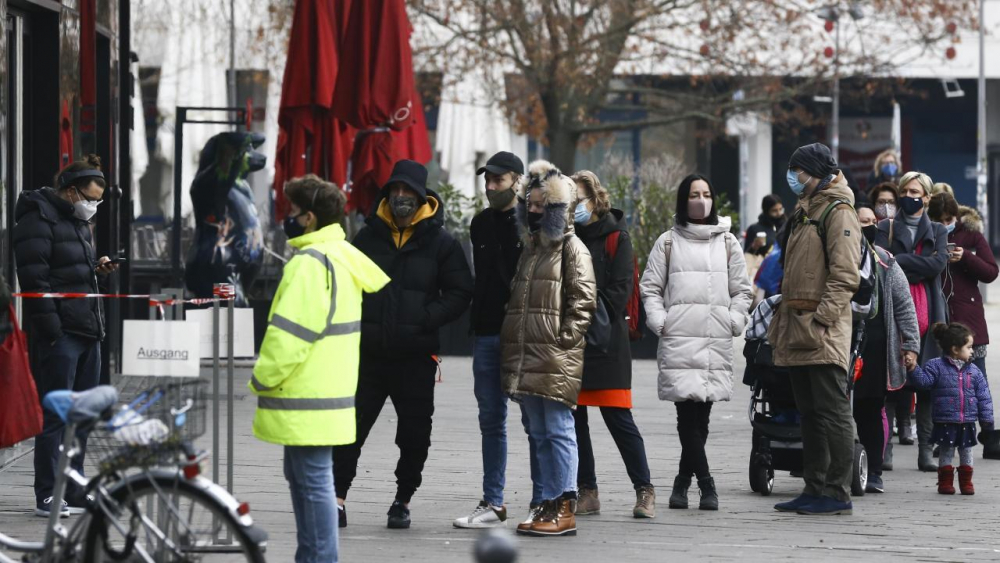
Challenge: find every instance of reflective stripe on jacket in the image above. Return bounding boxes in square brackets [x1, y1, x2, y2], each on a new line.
[250, 223, 390, 446]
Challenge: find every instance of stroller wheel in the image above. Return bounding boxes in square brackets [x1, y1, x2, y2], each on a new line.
[851, 442, 868, 497]
[749, 459, 774, 496]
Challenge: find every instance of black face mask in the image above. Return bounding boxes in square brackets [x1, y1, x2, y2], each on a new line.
[527, 212, 544, 232]
[767, 214, 785, 228]
[862, 224, 878, 245]
[283, 213, 307, 239]
[901, 197, 924, 216]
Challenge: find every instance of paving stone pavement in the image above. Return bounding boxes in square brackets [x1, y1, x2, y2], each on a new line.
[3, 308, 1000, 562]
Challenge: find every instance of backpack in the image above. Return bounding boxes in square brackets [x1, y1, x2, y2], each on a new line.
[659, 229, 734, 277]
[810, 199, 880, 322]
[605, 231, 644, 341]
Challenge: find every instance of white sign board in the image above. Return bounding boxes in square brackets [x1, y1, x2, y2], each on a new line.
[122, 320, 201, 377]
[186, 308, 255, 359]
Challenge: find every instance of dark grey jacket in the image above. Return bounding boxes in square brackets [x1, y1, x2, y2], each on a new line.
[875, 248, 921, 391]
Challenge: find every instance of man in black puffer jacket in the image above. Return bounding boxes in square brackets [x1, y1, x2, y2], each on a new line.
[333, 159, 473, 529]
[13, 155, 118, 518]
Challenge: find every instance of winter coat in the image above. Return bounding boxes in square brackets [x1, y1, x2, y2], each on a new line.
[943, 207, 998, 346]
[909, 357, 994, 425]
[874, 210, 949, 363]
[743, 214, 785, 257]
[352, 187, 473, 359]
[501, 160, 597, 408]
[469, 207, 523, 336]
[875, 247, 922, 391]
[768, 172, 861, 372]
[13, 187, 105, 343]
[576, 209, 634, 391]
[639, 216, 752, 403]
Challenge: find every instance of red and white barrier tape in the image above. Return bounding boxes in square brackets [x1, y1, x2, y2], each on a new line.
[12, 292, 230, 307]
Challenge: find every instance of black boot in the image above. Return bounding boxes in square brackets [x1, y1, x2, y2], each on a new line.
[668, 475, 690, 509]
[697, 476, 718, 511]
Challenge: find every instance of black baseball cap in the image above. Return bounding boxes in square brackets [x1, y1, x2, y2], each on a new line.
[476, 151, 524, 177]
[383, 159, 429, 203]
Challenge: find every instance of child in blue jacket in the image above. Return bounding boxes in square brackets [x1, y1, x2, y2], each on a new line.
[908, 322, 994, 495]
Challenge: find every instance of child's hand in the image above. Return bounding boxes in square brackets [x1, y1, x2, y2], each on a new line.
[903, 351, 918, 372]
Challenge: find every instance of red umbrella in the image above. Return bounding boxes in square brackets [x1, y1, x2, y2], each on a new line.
[272, 0, 354, 220]
[332, 0, 430, 212]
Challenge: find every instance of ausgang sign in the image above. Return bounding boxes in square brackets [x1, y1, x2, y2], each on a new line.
[122, 320, 201, 377]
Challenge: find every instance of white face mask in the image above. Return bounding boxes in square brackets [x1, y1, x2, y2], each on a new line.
[73, 199, 101, 221]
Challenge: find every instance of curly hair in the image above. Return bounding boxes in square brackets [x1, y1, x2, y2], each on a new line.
[570, 170, 611, 218]
[285, 174, 346, 228]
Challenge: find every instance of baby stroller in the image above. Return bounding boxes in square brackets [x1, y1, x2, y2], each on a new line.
[743, 296, 868, 497]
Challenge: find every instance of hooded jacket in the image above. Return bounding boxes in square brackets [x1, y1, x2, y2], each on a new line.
[768, 172, 861, 371]
[501, 160, 597, 408]
[352, 187, 473, 358]
[909, 358, 993, 425]
[576, 208, 634, 391]
[640, 216, 752, 402]
[874, 208, 949, 363]
[942, 206, 998, 346]
[13, 187, 104, 342]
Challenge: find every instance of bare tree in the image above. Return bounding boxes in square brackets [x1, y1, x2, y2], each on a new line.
[408, 0, 977, 171]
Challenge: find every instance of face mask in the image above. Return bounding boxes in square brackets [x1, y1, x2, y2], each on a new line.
[900, 196, 924, 216]
[527, 211, 544, 232]
[862, 225, 878, 245]
[73, 199, 101, 222]
[945, 221, 956, 234]
[881, 163, 898, 178]
[283, 213, 307, 239]
[786, 169, 807, 197]
[390, 196, 419, 218]
[768, 213, 785, 227]
[874, 203, 896, 220]
[687, 198, 713, 220]
[574, 202, 592, 225]
[486, 187, 516, 210]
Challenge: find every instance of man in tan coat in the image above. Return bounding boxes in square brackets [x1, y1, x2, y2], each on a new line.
[768, 143, 861, 516]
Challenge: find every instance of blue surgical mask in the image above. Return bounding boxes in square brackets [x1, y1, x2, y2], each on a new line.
[787, 169, 807, 197]
[945, 221, 956, 234]
[574, 202, 592, 225]
[881, 163, 898, 178]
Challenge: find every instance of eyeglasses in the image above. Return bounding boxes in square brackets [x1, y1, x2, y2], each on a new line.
[75, 187, 103, 203]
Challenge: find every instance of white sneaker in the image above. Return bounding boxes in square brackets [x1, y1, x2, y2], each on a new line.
[34, 497, 70, 519]
[453, 500, 507, 529]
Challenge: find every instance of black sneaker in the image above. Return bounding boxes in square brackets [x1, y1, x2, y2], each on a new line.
[338, 504, 347, 528]
[387, 500, 410, 529]
[66, 493, 95, 515]
[34, 497, 70, 519]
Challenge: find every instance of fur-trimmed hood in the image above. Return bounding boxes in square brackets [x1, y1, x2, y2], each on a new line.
[959, 205, 983, 234]
[515, 160, 577, 248]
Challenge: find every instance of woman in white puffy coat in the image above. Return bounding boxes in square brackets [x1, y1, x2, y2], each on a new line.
[639, 173, 752, 512]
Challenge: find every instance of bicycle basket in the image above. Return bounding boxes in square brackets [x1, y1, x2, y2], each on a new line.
[87, 378, 208, 473]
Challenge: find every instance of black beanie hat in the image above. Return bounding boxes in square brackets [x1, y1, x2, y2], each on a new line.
[383, 160, 429, 203]
[789, 142, 837, 180]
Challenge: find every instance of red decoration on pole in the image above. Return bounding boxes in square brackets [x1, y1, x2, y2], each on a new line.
[824, 20, 835, 33]
[824, 46, 835, 58]
[946, 22, 957, 35]
[700, 44, 710, 56]
[946, 46, 957, 60]
[700, 19, 710, 31]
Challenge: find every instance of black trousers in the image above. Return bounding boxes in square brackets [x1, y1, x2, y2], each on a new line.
[332, 355, 437, 503]
[853, 396, 886, 478]
[675, 401, 713, 480]
[574, 406, 652, 490]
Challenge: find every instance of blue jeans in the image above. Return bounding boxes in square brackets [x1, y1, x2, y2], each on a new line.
[521, 395, 578, 501]
[473, 336, 540, 506]
[284, 446, 337, 563]
[32, 333, 100, 503]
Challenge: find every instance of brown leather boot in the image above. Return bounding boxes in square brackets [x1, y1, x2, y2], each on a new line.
[575, 488, 600, 515]
[525, 499, 577, 537]
[937, 465, 955, 495]
[515, 504, 543, 533]
[957, 465, 975, 495]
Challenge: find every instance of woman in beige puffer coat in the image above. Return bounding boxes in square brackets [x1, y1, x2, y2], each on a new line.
[501, 160, 596, 537]
[639, 173, 752, 512]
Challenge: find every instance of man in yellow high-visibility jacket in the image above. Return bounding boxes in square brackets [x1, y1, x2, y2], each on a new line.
[250, 175, 389, 563]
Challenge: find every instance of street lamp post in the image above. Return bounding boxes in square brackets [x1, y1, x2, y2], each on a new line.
[977, 0, 989, 241]
[820, 3, 864, 162]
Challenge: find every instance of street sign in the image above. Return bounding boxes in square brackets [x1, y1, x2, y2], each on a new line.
[121, 320, 201, 377]
[186, 307, 255, 359]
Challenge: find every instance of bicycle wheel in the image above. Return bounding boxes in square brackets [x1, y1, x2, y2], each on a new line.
[82, 471, 266, 563]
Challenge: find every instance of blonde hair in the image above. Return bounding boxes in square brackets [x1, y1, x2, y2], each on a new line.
[873, 148, 900, 175]
[898, 171, 933, 197]
[930, 182, 954, 197]
[571, 170, 611, 217]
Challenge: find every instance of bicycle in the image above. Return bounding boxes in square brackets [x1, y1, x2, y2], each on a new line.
[0, 381, 267, 562]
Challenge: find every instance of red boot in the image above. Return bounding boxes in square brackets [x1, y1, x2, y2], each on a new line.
[937, 466, 955, 495]
[958, 465, 975, 495]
